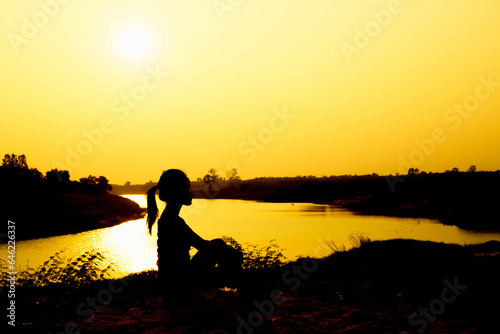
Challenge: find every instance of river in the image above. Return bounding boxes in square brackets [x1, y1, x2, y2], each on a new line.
[3, 195, 500, 279]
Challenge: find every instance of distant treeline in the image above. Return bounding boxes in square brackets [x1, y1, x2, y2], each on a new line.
[112, 167, 500, 231]
[112, 180, 157, 195]
[2, 154, 144, 241]
[1, 154, 112, 196]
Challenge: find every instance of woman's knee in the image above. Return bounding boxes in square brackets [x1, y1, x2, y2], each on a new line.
[208, 239, 243, 266]
[210, 238, 227, 246]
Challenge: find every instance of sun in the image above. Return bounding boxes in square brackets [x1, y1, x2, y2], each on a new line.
[114, 27, 153, 60]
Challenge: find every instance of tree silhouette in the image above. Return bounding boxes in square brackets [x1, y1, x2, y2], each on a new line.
[226, 168, 241, 181]
[203, 169, 220, 193]
[46, 169, 71, 189]
[208, 168, 219, 181]
[1, 153, 43, 189]
[408, 168, 419, 176]
[79, 175, 112, 194]
[2, 153, 28, 169]
[203, 174, 214, 192]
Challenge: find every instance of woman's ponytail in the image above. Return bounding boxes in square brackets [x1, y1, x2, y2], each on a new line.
[146, 185, 159, 235]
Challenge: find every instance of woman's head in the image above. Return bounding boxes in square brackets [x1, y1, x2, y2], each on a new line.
[157, 169, 192, 206]
[146, 169, 192, 234]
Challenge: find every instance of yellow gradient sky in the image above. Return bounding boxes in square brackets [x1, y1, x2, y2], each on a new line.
[2, 1, 500, 184]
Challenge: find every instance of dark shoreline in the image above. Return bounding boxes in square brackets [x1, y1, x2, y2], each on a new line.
[6, 193, 145, 242]
[193, 192, 500, 232]
[112, 171, 500, 232]
[1, 158, 147, 242]
[109, 189, 500, 233]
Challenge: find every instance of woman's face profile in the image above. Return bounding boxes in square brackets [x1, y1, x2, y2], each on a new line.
[180, 178, 193, 206]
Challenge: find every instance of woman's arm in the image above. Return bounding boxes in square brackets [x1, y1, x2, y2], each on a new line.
[178, 218, 211, 250]
[179, 219, 241, 257]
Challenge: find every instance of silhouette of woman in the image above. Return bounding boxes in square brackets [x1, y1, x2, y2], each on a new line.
[146, 169, 243, 303]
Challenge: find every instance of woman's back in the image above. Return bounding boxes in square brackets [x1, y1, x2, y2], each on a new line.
[157, 215, 193, 268]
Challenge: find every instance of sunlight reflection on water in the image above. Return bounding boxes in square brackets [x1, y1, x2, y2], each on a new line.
[3, 195, 500, 279]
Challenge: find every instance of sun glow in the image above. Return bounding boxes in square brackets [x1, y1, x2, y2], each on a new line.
[114, 26, 154, 60]
[3, 1, 500, 182]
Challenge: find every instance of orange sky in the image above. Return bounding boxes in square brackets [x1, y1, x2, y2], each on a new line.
[2, 1, 500, 184]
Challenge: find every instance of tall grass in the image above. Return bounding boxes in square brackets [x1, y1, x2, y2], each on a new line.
[348, 233, 371, 248]
[222, 236, 287, 269]
[1, 236, 287, 289]
[325, 233, 372, 255]
[0, 249, 114, 289]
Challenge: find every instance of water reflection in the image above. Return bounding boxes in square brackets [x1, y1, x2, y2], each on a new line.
[299, 205, 330, 213]
[3, 196, 500, 279]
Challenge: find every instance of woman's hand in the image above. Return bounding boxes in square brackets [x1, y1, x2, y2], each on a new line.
[207, 238, 243, 262]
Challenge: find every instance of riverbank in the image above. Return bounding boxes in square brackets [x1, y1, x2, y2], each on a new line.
[193, 172, 500, 231]
[191, 191, 499, 232]
[6, 192, 145, 241]
[324, 195, 498, 231]
[113, 171, 500, 232]
[1, 157, 146, 241]
[7, 238, 500, 333]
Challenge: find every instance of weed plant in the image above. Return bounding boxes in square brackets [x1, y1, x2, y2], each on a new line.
[0, 249, 114, 289]
[222, 236, 287, 269]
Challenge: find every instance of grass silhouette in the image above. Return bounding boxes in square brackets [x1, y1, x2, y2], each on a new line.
[1, 249, 114, 289]
[3, 237, 499, 333]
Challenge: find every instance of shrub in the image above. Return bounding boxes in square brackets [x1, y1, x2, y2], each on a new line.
[0, 249, 114, 289]
[221, 236, 287, 270]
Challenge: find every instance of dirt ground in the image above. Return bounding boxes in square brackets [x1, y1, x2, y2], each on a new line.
[11, 239, 500, 333]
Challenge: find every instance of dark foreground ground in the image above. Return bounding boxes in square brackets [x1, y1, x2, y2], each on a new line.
[6, 239, 500, 333]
